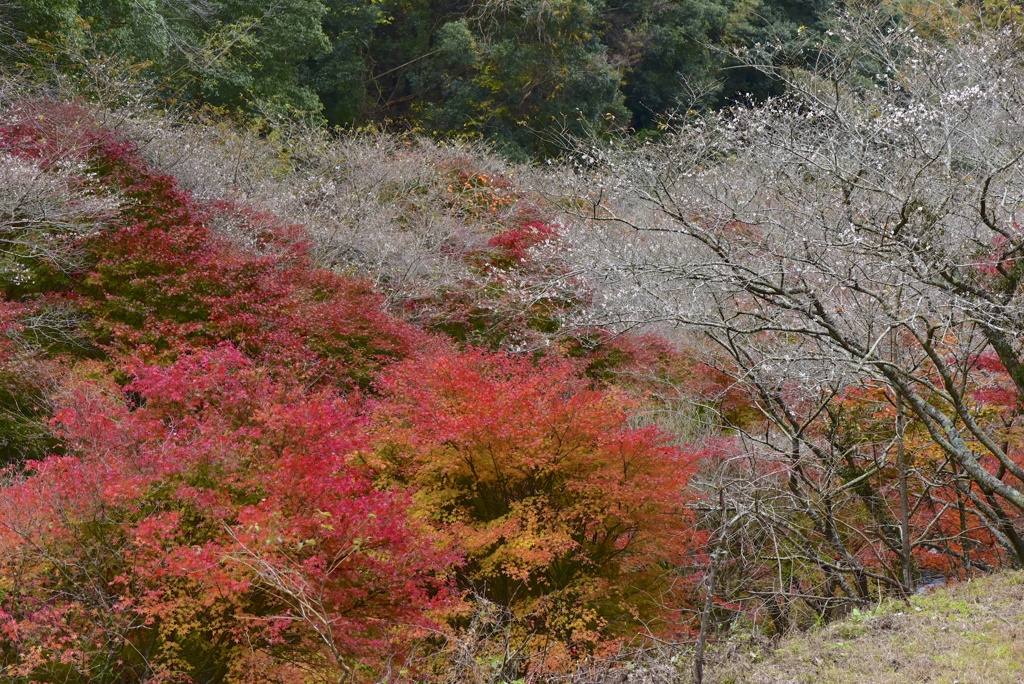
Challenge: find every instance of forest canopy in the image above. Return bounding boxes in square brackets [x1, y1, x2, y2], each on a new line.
[2, 0, 828, 157]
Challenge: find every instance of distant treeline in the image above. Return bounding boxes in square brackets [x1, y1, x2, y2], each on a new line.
[3, 0, 829, 157]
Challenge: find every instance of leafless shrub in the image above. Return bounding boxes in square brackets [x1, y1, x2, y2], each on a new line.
[398, 590, 695, 684]
[0, 150, 120, 286]
[129, 113, 531, 307]
[551, 0, 1024, 630]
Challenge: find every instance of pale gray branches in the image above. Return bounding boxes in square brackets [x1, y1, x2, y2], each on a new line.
[554, 2, 1024, 624]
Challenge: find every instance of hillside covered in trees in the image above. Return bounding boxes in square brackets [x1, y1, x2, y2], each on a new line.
[3, 0, 1024, 682]
[3, 0, 827, 158]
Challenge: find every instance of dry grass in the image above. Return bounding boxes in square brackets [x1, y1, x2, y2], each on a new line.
[416, 573, 1024, 684]
[709, 572, 1024, 684]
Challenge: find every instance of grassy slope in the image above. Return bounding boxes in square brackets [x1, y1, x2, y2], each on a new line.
[711, 572, 1024, 684]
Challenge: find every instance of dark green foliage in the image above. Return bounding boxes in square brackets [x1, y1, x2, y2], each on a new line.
[3, 0, 79, 41]
[7, 0, 331, 115]
[3, 0, 832, 155]
[77, 0, 171, 63]
[192, 0, 331, 112]
[608, 0, 728, 127]
[713, 0, 833, 106]
[304, 0, 833, 155]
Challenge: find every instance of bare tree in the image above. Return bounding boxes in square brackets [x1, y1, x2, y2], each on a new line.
[0, 149, 120, 286]
[553, 1, 1024, 624]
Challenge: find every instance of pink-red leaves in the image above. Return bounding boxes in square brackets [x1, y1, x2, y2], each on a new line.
[0, 346, 452, 681]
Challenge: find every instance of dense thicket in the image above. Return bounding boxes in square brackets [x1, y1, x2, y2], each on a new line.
[4, 1, 1024, 682]
[2, 0, 827, 157]
[559, 0, 1024, 637]
[0, 88, 721, 681]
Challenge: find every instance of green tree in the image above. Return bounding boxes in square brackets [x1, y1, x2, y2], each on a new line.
[193, 0, 331, 112]
[6, 0, 835, 154]
[354, 0, 630, 158]
[3, 0, 79, 41]
[454, 0, 630, 159]
[298, 0, 833, 156]
[303, 0, 395, 126]
[6, 0, 331, 115]
[77, 0, 172, 63]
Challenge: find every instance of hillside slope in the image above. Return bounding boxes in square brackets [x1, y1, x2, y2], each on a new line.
[0, 94, 715, 682]
[711, 573, 1024, 684]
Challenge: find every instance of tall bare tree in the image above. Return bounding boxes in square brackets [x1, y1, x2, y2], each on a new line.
[554, 2, 1024, 623]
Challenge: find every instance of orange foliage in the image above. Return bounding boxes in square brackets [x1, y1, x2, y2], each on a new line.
[373, 348, 704, 668]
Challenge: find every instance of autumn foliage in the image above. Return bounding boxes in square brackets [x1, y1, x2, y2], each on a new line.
[9, 80, 1022, 683]
[0, 100, 698, 682]
[374, 349, 700, 667]
[1, 346, 451, 681]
